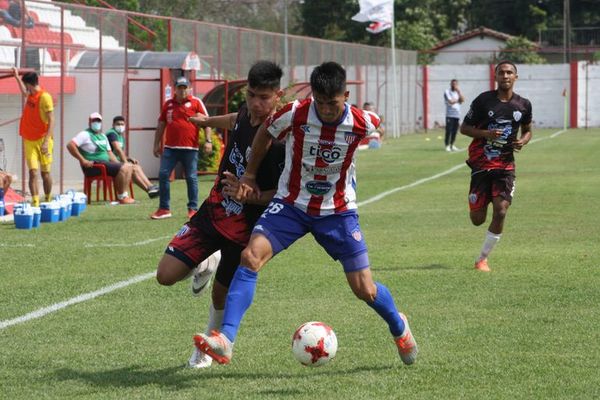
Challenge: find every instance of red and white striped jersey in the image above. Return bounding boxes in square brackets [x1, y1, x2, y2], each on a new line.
[266, 98, 380, 216]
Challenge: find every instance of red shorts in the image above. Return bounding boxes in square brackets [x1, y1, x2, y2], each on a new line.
[468, 169, 515, 211]
[165, 220, 244, 287]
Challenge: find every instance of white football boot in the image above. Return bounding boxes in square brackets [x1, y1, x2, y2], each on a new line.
[191, 251, 221, 297]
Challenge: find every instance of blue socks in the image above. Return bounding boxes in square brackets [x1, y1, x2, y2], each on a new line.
[220, 266, 258, 342]
[367, 282, 405, 337]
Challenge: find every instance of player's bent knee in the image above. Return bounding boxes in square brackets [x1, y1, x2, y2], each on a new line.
[470, 211, 486, 226]
[493, 207, 508, 221]
[240, 247, 262, 272]
[156, 256, 188, 286]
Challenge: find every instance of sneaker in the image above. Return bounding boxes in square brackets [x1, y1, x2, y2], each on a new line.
[193, 331, 233, 365]
[118, 197, 136, 205]
[445, 145, 452, 152]
[395, 313, 418, 365]
[147, 185, 159, 199]
[451, 144, 460, 151]
[188, 208, 197, 219]
[474, 258, 491, 272]
[188, 347, 213, 369]
[191, 251, 221, 297]
[151, 208, 172, 219]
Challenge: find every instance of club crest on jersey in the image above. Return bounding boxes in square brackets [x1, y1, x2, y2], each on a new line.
[488, 110, 494, 117]
[305, 180, 333, 196]
[344, 132, 357, 144]
[513, 111, 522, 122]
[352, 229, 362, 242]
[300, 124, 310, 133]
[468, 193, 478, 204]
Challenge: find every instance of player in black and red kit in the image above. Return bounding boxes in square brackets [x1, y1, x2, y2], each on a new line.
[460, 60, 532, 272]
[154, 61, 285, 367]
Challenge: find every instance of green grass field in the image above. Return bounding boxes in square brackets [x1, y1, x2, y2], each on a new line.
[1, 128, 599, 399]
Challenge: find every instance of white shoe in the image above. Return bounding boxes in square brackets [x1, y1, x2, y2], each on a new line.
[191, 251, 221, 297]
[188, 347, 213, 369]
[451, 144, 460, 151]
[445, 145, 452, 152]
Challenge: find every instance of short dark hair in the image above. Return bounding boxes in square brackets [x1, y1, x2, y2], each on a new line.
[113, 115, 125, 124]
[247, 61, 283, 89]
[310, 61, 346, 98]
[22, 72, 39, 86]
[495, 60, 517, 74]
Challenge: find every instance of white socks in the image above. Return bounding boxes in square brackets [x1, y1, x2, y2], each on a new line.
[205, 303, 224, 334]
[478, 230, 501, 261]
[117, 191, 129, 200]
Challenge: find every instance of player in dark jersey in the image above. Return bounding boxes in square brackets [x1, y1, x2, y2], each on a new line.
[154, 60, 285, 368]
[460, 60, 532, 272]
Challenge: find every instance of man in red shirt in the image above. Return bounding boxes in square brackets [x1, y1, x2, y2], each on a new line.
[151, 77, 212, 219]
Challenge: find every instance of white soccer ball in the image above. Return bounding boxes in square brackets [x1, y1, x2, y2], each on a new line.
[291, 321, 337, 367]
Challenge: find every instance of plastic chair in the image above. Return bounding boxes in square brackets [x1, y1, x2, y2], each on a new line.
[83, 163, 113, 204]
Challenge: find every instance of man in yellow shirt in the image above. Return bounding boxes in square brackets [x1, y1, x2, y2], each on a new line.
[13, 68, 54, 207]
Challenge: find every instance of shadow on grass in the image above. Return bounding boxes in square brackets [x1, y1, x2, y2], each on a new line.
[53, 363, 392, 391]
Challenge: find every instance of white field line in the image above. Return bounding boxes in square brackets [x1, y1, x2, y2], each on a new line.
[0, 273, 155, 330]
[0, 129, 567, 331]
[84, 235, 172, 248]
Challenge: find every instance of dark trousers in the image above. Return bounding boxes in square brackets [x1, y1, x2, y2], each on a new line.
[445, 117, 459, 146]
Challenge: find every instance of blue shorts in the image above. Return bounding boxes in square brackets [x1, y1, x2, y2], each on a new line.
[252, 199, 369, 272]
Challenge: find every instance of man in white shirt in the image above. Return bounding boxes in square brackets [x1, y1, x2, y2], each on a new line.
[444, 79, 465, 152]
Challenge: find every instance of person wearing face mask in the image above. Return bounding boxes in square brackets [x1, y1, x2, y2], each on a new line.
[66, 112, 135, 204]
[12, 68, 54, 207]
[105, 115, 159, 198]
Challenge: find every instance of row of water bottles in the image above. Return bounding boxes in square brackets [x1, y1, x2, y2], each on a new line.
[12, 190, 88, 230]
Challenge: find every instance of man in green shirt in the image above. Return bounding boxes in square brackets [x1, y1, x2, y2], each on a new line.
[106, 115, 159, 198]
[66, 112, 135, 204]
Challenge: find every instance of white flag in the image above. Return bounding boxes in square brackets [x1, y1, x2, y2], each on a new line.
[351, 0, 393, 24]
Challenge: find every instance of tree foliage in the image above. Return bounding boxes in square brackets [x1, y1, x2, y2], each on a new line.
[498, 36, 546, 64]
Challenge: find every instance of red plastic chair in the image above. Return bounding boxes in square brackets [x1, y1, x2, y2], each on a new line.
[83, 163, 135, 203]
[83, 163, 113, 204]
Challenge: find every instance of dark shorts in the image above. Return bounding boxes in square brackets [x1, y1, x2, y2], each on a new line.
[468, 169, 515, 211]
[82, 161, 123, 178]
[165, 218, 245, 288]
[252, 199, 369, 273]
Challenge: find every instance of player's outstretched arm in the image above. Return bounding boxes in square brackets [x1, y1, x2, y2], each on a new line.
[189, 113, 237, 130]
[12, 67, 27, 96]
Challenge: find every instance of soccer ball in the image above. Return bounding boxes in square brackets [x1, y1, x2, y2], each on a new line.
[291, 321, 338, 367]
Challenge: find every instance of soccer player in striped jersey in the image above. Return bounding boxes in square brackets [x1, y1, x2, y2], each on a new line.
[194, 61, 418, 366]
[460, 60, 532, 272]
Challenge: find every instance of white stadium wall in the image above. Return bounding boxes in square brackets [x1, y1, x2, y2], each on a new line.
[422, 63, 598, 131]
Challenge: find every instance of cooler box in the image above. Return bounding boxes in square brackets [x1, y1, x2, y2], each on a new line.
[14, 208, 34, 230]
[41, 202, 60, 223]
[71, 192, 87, 216]
[32, 207, 41, 228]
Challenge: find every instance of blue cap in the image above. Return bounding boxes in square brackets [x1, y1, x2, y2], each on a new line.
[175, 77, 189, 87]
